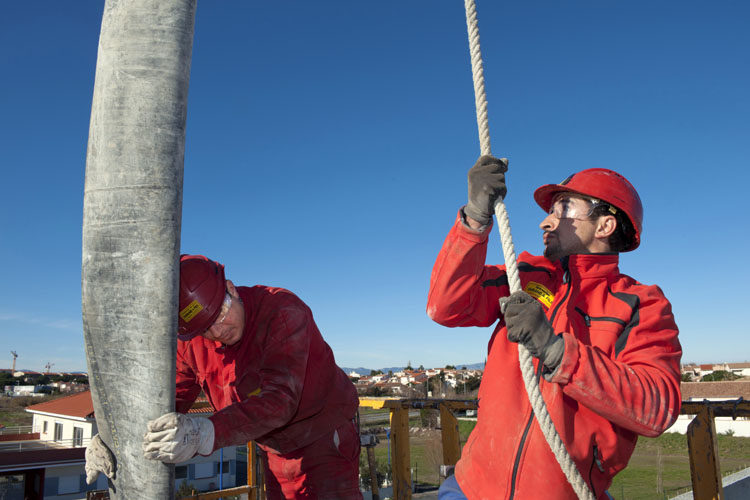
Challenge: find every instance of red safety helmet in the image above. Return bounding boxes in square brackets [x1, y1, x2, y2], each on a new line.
[534, 168, 643, 251]
[178, 255, 226, 341]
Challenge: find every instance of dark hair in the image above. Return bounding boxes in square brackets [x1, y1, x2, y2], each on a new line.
[589, 203, 635, 253]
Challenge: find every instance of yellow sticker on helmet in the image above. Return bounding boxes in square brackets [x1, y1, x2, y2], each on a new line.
[179, 300, 204, 323]
[524, 281, 554, 308]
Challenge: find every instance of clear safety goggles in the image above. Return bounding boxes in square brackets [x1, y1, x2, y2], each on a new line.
[214, 292, 232, 326]
[548, 194, 608, 221]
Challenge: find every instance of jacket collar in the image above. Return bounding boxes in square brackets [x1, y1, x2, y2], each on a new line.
[560, 253, 619, 280]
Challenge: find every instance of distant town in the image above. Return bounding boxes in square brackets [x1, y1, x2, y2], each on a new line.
[344, 363, 484, 399]
[3, 361, 750, 399]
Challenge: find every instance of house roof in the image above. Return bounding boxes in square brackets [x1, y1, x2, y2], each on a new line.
[681, 381, 750, 400]
[26, 391, 94, 418]
[25, 390, 213, 418]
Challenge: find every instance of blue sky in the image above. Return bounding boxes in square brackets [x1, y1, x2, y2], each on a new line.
[1, 1, 748, 373]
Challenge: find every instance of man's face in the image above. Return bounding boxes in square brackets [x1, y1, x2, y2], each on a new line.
[539, 194, 599, 261]
[201, 281, 245, 346]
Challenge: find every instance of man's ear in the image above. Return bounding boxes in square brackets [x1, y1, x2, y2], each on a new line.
[226, 280, 237, 296]
[595, 215, 617, 240]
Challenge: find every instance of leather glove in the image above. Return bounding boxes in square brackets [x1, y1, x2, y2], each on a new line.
[85, 433, 115, 485]
[502, 291, 565, 372]
[464, 155, 509, 225]
[142, 412, 215, 463]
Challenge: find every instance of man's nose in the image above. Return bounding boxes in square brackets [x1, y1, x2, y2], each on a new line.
[203, 325, 222, 340]
[540, 213, 558, 231]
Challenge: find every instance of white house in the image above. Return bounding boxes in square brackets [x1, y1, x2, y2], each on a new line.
[6, 391, 248, 499]
[727, 363, 750, 378]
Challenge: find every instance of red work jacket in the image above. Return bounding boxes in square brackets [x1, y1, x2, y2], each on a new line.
[427, 213, 682, 500]
[176, 285, 359, 454]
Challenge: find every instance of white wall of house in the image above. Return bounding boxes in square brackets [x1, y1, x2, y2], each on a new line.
[31, 413, 96, 447]
[9, 385, 42, 396]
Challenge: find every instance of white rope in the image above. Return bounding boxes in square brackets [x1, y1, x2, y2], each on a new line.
[463, 2, 595, 498]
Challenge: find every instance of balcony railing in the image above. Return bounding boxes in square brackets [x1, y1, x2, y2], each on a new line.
[0, 436, 91, 451]
[96, 397, 750, 500]
[680, 398, 750, 500]
[0, 425, 33, 435]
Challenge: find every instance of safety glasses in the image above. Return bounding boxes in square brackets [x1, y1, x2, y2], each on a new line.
[215, 292, 232, 326]
[548, 195, 598, 221]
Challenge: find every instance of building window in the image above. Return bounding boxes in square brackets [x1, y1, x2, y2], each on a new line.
[215, 460, 230, 475]
[54, 423, 63, 442]
[43, 421, 48, 433]
[0, 474, 24, 498]
[73, 427, 84, 447]
[175, 466, 188, 479]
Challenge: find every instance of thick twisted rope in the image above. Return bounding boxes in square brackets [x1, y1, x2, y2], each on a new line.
[464, 2, 595, 498]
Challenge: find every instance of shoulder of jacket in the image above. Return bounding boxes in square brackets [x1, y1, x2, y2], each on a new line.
[609, 275, 671, 303]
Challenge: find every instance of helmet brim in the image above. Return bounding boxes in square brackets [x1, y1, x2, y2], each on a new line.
[533, 183, 589, 213]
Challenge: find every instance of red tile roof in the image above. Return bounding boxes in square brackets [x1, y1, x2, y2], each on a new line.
[26, 391, 94, 418]
[25, 390, 213, 418]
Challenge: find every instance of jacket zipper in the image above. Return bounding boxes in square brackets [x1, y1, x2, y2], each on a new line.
[574, 307, 626, 327]
[588, 444, 604, 498]
[508, 361, 544, 500]
[508, 268, 571, 499]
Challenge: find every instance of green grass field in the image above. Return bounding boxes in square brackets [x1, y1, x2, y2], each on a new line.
[610, 432, 750, 499]
[0, 395, 53, 429]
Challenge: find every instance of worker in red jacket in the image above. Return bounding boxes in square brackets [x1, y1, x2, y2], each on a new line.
[427, 157, 682, 500]
[119, 254, 360, 499]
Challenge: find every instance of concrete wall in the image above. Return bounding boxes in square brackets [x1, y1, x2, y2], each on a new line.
[666, 415, 750, 437]
[43, 463, 103, 500]
[174, 446, 243, 494]
[38, 447, 245, 500]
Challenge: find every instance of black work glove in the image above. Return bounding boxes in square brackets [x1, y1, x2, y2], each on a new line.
[464, 155, 509, 225]
[502, 291, 565, 372]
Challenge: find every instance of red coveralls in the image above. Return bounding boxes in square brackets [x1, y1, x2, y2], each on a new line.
[427, 213, 682, 500]
[176, 285, 362, 499]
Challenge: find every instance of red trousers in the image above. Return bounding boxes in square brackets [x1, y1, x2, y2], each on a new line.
[262, 419, 363, 499]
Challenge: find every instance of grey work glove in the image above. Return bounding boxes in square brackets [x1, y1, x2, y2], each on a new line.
[502, 291, 565, 372]
[142, 412, 215, 464]
[464, 155, 509, 225]
[85, 433, 115, 485]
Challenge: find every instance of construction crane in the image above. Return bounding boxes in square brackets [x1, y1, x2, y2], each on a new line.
[44, 362, 54, 374]
[10, 351, 17, 373]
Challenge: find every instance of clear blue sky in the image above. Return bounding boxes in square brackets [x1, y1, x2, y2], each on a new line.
[1, 1, 748, 373]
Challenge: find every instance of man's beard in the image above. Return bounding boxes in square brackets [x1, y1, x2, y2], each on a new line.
[543, 239, 562, 261]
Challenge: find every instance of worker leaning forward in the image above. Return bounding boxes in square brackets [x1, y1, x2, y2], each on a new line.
[428, 157, 682, 500]
[87, 254, 363, 500]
